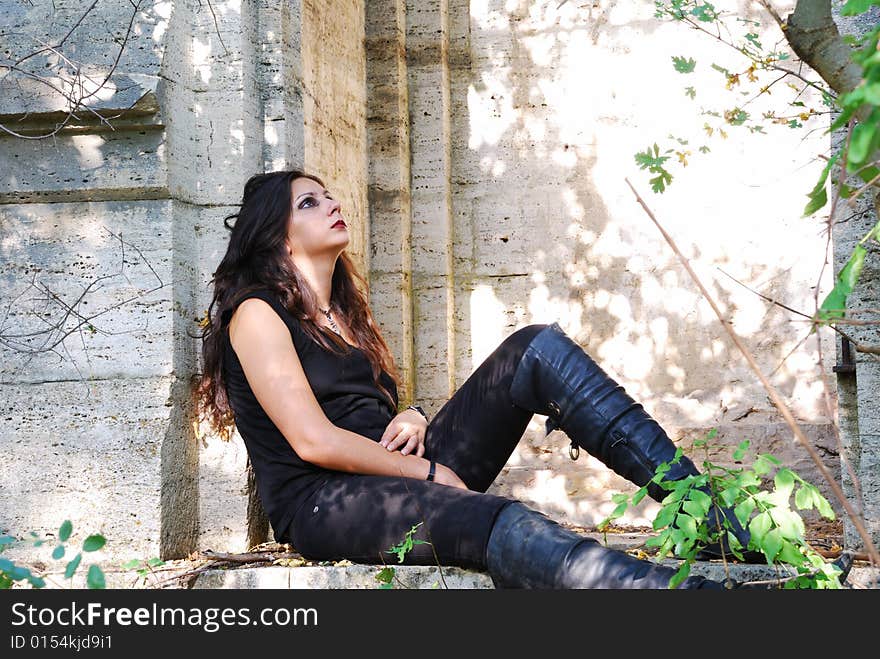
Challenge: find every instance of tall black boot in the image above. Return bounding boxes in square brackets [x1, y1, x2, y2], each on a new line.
[508, 322, 754, 561]
[486, 502, 726, 589]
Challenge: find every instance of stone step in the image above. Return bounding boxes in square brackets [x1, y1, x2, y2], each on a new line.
[192, 562, 880, 589]
[190, 533, 878, 589]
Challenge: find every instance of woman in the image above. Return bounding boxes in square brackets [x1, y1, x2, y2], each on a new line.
[195, 169, 757, 589]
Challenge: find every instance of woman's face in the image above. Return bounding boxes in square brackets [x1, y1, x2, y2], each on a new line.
[285, 176, 349, 261]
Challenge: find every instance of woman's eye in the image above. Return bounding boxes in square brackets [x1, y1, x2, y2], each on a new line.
[299, 197, 316, 209]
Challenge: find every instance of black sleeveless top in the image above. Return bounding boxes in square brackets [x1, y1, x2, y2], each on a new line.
[221, 289, 399, 538]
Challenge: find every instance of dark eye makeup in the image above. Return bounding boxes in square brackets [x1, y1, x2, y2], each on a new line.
[298, 194, 335, 210]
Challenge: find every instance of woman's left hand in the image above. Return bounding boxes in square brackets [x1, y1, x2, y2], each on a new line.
[379, 409, 428, 456]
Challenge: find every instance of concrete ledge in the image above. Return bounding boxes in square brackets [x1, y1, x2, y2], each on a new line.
[192, 563, 879, 590]
[193, 565, 490, 589]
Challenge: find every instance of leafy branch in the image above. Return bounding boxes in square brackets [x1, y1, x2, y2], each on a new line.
[0, 520, 106, 589]
[600, 433, 845, 588]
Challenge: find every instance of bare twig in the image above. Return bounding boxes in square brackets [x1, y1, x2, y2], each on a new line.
[625, 177, 880, 567]
[677, 13, 832, 100]
[715, 268, 880, 356]
[203, 0, 230, 57]
[0, 227, 167, 374]
[199, 549, 299, 563]
[0, 0, 146, 139]
[755, 0, 785, 29]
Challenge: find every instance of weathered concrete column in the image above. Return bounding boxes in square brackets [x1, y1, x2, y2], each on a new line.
[832, 2, 880, 552]
[366, 0, 416, 404]
[301, 0, 368, 272]
[159, 0, 266, 558]
[406, 0, 457, 412]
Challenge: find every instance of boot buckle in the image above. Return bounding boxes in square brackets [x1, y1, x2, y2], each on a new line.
[569, 441, 580, 461]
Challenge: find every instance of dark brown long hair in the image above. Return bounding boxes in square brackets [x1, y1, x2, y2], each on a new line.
[194, 169, 402, 440]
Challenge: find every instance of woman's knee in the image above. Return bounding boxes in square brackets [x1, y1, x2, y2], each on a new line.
[504, 323, 550, 354]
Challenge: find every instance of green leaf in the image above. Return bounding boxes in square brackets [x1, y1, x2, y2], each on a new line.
[753, 455, 775, 476]
[719, 487, 739, 508]
[689, 489, 712, 516]
[858, 165, 880, 184]
[82, 535, 106, 553]
[815, 492, 836, 520]
[691, 2, 718, 22]
[64, 553, 82, 579]
[51, 545, 65, 560]
[58, 520, 73, 543]
[649, 171, 673, 193]
[804, 185, 828, 217]
[668, 561, 692, 589]
[803, 152, 840, 217]
[675, 513, 698, 537]
[732, 439, 749, 461]
[778, 541, 807, 566]
[682, 499, 705, 519]
[660, 486, 686, 506]
[654, 505, 678, 530]
[672, 56, 696, 73]
[847, 120, 878, 167]
[635, 144, 668, 170]
[121, 559, 142, 570]
[734, 498, 756, 528]
[819, 244, 867, 321]
[386, 522, 427, 563]
[8, 565, 31, 580]
[726, 530, 744, 554]
[749, 511, 772, 544]
[27, 575, 46, 589]
[631, 487, 648, 506]
[147, 557, 165, 567]
[86, 565, 106, 589]
[375, 567, 395, 585]
[762, 528, 783, 563]
[726, 108, 749, 126]
[0, 536, 14, 546]
[770, 507, 805, 539]
[774, 468, 795, 500]
[863, 82, 880, 105]
[645, 534, 665, 548]
[794, 486, 814, 510]
[841, 0, 880, 17]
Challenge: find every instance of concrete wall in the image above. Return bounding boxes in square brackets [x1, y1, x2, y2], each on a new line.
[0, 0, 369, 566]
[366, 0, 844, 528]
[1, 0, 869, 572]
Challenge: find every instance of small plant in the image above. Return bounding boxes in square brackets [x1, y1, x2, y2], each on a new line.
[599, 429, 844, 589]
[121, 557, 166, 587]
[0, 534, 44, 589]
[375, 522, 439, 589]
[0, 521, 107, 589]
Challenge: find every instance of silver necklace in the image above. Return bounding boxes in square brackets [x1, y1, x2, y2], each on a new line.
[318, 306, 342, 336]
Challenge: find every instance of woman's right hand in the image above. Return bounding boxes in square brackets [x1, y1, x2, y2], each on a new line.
[432, 462, 469, 490]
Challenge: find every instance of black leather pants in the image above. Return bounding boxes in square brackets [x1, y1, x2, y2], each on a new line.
[284, 323, 549, 569]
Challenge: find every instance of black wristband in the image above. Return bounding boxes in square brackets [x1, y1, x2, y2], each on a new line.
[407, 405, 428, 422]
[426, 460, 436, 482]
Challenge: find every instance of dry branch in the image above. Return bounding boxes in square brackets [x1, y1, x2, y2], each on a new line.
[625, 176, 880, 567]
